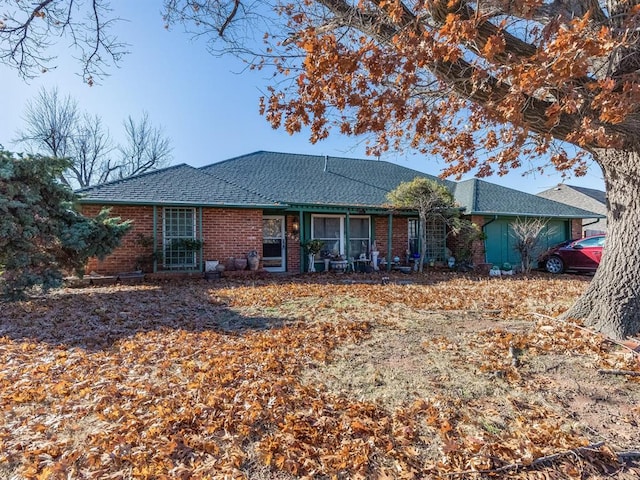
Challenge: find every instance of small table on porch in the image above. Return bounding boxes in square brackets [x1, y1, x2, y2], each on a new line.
[353, 258, 371, 272]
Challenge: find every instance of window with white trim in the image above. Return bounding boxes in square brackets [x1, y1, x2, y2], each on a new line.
[163, 208, 197, 268]
[348, 216, 370, 258]
[311, 215, 371, 259]
[311, 215, 343, 258]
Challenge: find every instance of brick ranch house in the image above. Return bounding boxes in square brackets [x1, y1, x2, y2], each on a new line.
[77, 151, 602, 275]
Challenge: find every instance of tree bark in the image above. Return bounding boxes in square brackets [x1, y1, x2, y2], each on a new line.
[563, 148, 640, 339]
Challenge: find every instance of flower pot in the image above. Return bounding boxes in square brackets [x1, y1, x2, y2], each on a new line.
[234, 258, 248, 270]
[247, 250, 260, 271]
[330, 260, 348, 273]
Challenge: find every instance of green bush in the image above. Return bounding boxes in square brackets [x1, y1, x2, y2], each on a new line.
[0, 150, 131, 298]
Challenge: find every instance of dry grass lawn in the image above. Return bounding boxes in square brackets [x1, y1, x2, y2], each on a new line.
[0, 271, 639, 479]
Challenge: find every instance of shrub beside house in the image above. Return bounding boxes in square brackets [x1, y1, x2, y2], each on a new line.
[77, 151, 603, 275]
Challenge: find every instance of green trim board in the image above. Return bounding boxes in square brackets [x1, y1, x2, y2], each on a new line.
[79, 199, 279, 208]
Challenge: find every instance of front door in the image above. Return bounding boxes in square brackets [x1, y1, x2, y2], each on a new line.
[263, 216, 286, 272]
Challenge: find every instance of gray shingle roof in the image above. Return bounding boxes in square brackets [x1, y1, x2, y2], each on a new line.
[455, 178, 603, 218]
[538, 184, 607, 210]
[200, 151, 453, 207]
[77, 164, 278, 206]
[567, 185, 607, 204]
[76, 151, 604, 219]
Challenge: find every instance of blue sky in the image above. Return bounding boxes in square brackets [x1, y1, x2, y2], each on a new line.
[1, 1, 605, 195]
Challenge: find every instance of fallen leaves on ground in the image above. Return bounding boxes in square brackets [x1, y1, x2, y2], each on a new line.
[0, 273, 638, 479]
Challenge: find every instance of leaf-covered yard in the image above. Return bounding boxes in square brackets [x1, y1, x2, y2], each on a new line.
[1, 273, 639, 479]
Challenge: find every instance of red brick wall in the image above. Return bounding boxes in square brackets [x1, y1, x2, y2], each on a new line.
[81, 205, 264, 275]
[571, 219, 583, 239]
[374, 215, 409, 261]
[466, 215, 488, 266]
[201, 208, 263, 265]
[82, 207, 513, 275]
[82, 205, 154, 274]
[286, 215, 301, 273]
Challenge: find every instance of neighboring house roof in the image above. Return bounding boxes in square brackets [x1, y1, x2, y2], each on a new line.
[77, 164, 278, 207]
[537, 184, 607, 215]
[454, 178, 603, 218]
[76, 151, 604, 219]
[200, 151, 454, 207]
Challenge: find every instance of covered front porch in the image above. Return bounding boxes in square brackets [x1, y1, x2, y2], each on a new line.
[261, 205, 446, 274]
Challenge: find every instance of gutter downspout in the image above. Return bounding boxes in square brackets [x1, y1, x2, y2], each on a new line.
[582, 218, 601, 228]
[581, 218, 603, 238]
[481, 215, 498, 232]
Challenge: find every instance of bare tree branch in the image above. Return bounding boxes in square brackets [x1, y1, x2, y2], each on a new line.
[0, 0, 128, 83]
[219, 0, 241, 37]
[69, 113, 114, 187]
[13, 88, 172, 187]
[14, 87, 79, 185]
[510, 217, 550, 273]
[114, 112, 173, 179]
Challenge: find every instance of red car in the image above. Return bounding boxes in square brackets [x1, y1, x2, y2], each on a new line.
[540, 235, 606, 274]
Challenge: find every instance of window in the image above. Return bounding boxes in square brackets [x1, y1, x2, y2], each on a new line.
[163, 208, 197, 268]
[311, 215, 371, 259]
[575, 235, 606, 248]
[408, 219, 419, 256]
[312, 215, 342, 258]
[348, 217, 370, 258]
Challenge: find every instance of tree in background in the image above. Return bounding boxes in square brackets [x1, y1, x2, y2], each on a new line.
[14, 87, 82, 186]
[71, 112, 114, 187]
[0, 150, 131, 298]
[113, 112, 173, 180]
[511, 217, 549, 274]
[387, 178, 468, 273]
[14, 87, 172, 187]
[2, 2, 640, 338]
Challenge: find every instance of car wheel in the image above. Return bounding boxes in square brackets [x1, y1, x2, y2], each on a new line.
[545, 256, 564, 274]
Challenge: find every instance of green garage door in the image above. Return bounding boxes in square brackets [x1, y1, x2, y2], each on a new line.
[484, 218, 570, 268]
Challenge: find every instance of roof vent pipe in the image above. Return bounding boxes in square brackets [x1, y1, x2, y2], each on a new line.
[323, 155, 328, 172]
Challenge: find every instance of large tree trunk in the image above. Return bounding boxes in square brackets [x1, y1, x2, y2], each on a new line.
[563, 148, 640, 340]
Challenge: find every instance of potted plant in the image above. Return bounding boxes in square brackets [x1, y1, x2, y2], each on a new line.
[170, 238, 204, 269]
[304, 239, 324, 272]
[173, 238, 204, 252]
